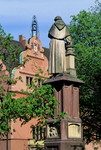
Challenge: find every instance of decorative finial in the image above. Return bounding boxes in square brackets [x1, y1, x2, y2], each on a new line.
[31, 15, 40, 38]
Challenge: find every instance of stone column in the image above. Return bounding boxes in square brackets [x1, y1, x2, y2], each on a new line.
[65, 45, 76, 77]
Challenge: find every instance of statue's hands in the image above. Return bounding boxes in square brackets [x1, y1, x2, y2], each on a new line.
[66, 36, 72, 45]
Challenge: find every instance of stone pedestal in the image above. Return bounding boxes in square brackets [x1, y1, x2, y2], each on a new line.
[44, 74, 84, 150]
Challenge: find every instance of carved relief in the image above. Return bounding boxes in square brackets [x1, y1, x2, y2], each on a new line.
[47, 123, 60, 138]
[68, 123, 81, 138]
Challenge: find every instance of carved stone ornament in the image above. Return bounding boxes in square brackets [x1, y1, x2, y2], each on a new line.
[47, 123, 60, 138]
[68, 123, 81, 138]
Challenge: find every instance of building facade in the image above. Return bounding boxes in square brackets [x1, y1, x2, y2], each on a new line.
[0, 34, 49, 150]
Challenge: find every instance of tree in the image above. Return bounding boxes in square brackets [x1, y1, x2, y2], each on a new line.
[0, 25, 23, 136]
[69, 0, 101, 143]
[0, 25, 23, 73]
[0, 80, 58, 136]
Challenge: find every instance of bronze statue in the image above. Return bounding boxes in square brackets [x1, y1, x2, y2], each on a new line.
[48, 16, 72, 75]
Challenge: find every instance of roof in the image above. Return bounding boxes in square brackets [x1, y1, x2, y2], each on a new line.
[43, 47, 50, 60]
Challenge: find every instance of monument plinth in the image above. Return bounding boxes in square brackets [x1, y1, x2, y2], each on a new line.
[44, 16, 85, 150]
[44, 74, 84, 150]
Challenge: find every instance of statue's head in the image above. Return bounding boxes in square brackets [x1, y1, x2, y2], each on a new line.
[54, 16, 62, 21]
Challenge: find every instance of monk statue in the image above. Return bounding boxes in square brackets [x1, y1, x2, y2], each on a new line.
[48, 16, 72, 75]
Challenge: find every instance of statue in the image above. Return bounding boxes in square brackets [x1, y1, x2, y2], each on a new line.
[48, 16, 72, 75]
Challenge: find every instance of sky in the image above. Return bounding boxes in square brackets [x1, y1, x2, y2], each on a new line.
[0, 0, 97, 48]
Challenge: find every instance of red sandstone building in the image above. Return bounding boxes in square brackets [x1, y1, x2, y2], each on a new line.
[0, 17, 101, 150]
[0, 33, 49, 150]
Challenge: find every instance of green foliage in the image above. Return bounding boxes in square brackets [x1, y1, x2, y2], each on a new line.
[18, 84, 58, 123]
[0, 25, 6, 37]
[0, 76, 62, 136]
[0, 25, 22, 73]
[69, 0, 101, 143]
